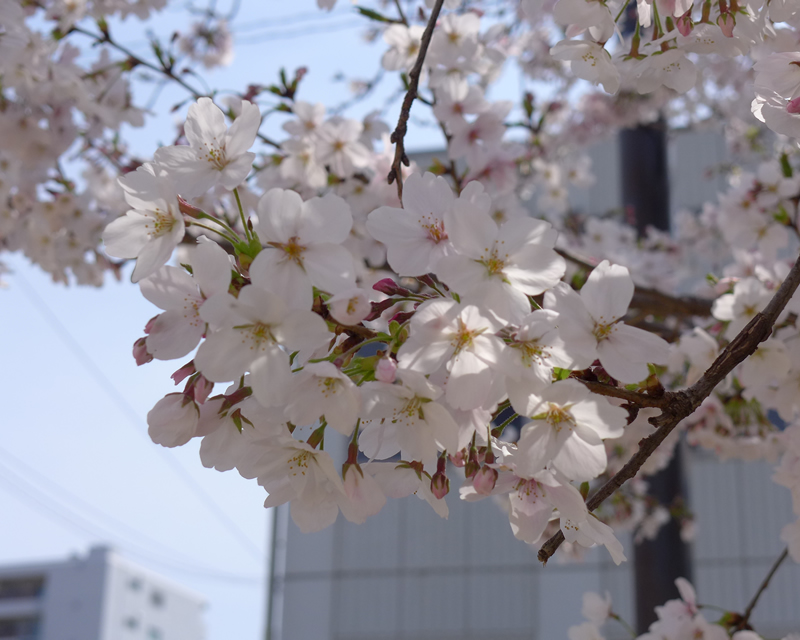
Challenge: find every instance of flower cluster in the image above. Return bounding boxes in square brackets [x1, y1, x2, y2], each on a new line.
[110, 95, 684, 562]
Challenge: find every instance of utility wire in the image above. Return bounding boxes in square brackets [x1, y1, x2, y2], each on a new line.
[234, 19, 363, 46]
[231, 7, 350, 32]
[14, 271, 264, 561]
[0, 446, 243, 573]
[0, 458, 261, 585]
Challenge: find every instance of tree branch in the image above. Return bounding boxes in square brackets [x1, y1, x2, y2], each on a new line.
[577, 380, 669, 408]
[387, 0, 445, 201]
[736, 548, 789, 631]
[556, 247, 713, 321]
[538, 251, 800, 564]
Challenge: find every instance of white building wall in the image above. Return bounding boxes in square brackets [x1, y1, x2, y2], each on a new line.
[0, 546, 205, 640]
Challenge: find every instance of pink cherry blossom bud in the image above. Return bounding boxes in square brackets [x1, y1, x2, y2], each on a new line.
[144, 315, 159, 334]
[171, 361, 196, 385]
[372, 278, 411, 296]
[449, 450, 466, 467]
[716, 12, 735, 37]
[133, 337, 153, 366]
[430, 471, 450, 499]
[390, 310, 414, 325]
[328, 288, 372, 325]
[365, 298, 396, 322]
[191, 375, 214, 404]
[788, 97, 800, 114]
[676, 11, 693, 36]
[375, 357, 397, 383]
[177, 195, 205, 219]
[473, 466, 499, 496]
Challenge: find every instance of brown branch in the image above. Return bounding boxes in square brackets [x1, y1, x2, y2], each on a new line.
[735, 547, 789, 631]
[538, 251, 800, 564]
[577, 380, 669, 409]
[387, 0, 445, 201]
[556, 248, 713, 320]
[631, 286, 713, 319]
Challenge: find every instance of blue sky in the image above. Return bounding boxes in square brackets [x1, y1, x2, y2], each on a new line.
[0, 1, 524, 638]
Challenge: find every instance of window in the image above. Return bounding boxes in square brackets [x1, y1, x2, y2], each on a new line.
[123, 616, 139, 630]
[0, 577, 45, 600]
[150, 590, 165, 608]
[147, 627, 163, 640]
[0, 616, 40, 639]
[128, 577, 143, 591]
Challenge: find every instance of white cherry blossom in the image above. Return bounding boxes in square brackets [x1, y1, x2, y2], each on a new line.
[154, 97, 261, 196]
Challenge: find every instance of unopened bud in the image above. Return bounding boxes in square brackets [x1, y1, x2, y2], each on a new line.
[178, 195, 205, 219]
[448, 450, 466, 467]
[430, 471, 450, 499]
[172, 361, 196, 385]
[144, 315, 159, 334]
[375, 357, 397, 383]
[365, 298, 396, 322]
[133, 337, 153, 366]
[190, 375, 214, 404]
[390, 310, 414, 325]
[473, 466, 498, 496]
[372, 278, 411, 297]
[716, 12, 735, 37]
[676, 11, 693, 36]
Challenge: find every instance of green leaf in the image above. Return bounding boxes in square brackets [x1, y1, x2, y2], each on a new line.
[355, 6, 394, 22]
[781, 152, 793, 178]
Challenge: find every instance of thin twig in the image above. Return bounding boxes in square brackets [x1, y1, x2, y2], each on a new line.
[538, 251, 800, 564]
[387, 0, 445, 201]
[393, 0, 408, 25]
[736, 548, 789, 631]
[577, 380, 668, 408]
[70, 26, 205, 98]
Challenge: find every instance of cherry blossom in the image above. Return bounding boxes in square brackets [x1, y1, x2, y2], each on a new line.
[154, 97, 261, 197]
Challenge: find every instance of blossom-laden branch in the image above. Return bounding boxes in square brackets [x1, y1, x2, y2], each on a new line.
[387, 0, 445, 201]
[538, 250, 800, 564]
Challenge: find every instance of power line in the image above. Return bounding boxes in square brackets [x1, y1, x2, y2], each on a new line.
[235, 19, 363, 46]
[13, 271, 264, 562]
[0, 446, 245, 573]
[0, 457, 261, 585]
[231, 7, 350, 33]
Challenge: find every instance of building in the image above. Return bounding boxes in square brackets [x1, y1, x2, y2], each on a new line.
[0, 546, 205, 640]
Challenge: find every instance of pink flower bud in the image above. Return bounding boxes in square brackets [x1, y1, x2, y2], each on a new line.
[676, 11, 693, 36]
[372, 278, 411, 296]
[717, 12, 735, 37]
[171, 361, 196, 385]
[390, 310, 414, 325]
[191, 375, 214, 404]
[788, 97, 800, 114]
[178, 195, 205, 219]
[364, 298, 395, 322]
[375, 357, 397, 383]
[144, 314, 159, 334]
[430, 471, 450, 499]
[133, 337, 153, 366]
[473, 466, 499, 496]
[449, 450, 466, 467]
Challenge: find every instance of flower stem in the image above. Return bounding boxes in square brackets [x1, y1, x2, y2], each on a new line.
[233, 188, 252, 242]
[186, 221, 241, 246]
